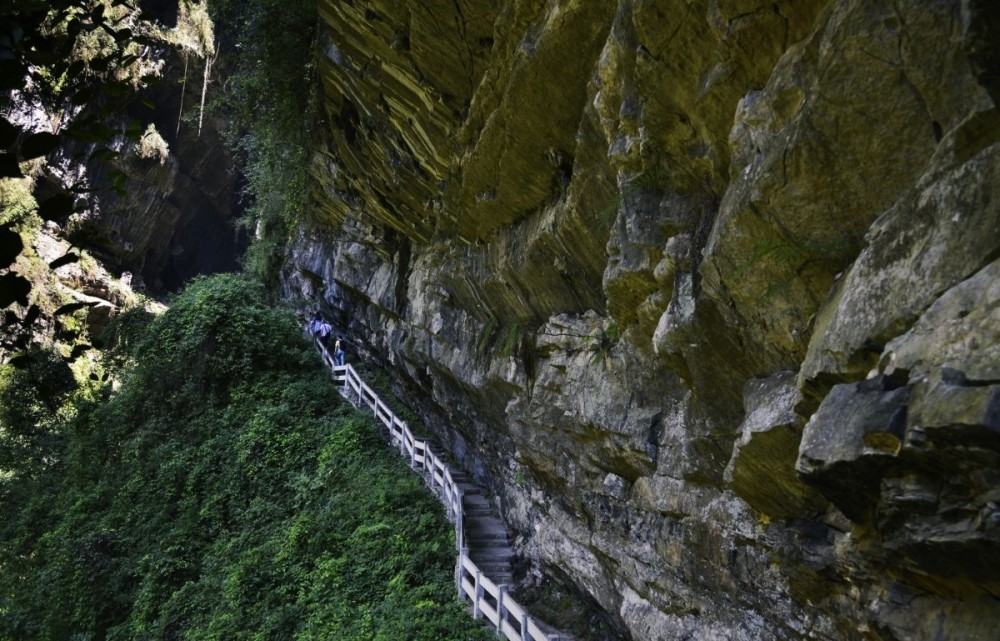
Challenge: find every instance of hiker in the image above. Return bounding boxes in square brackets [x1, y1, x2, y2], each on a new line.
[318, 320, 333, 348]
[308, 311, 322, 336]
[334, 338, 345, 366]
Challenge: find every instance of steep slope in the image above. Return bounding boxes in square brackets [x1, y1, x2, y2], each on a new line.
[285, 1, 1000, 639]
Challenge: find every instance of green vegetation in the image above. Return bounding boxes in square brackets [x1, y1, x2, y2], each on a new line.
[731, 230, 858, 302]
[207, 0, 320, 285]
[0, 274, 490, 641]
[589, 321, 619, 363]
[473, 317, 526, 359]
[474, 316, 498, 356]
[497, 321, 523, 358]
[352, 361, 422, 430]
[137, 123, 170, 164]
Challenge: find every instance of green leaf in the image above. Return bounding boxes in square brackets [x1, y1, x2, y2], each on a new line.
[89, 56, 112, 73]
[0, 60, 28, 90]
[67, 17, 83, 38]
[124, 119, 143, 140]
[67, 59, 85, 78]
[55, 301, 92, 316]
[0, 152, 21, 178]
[21, 303, 39, 326]
[70, 86, 95, 105]
[67, 343, 92, 361]
[37, 193, 75, 222]
[20, 131, 60, 160]
[0, 224, 23, 269]
[0, 117, 17, 150]
[64, 117, 116, 143]
[0, 272, 31, 308]
[109, 168, 127, 187]
[7, 351, 33, 369]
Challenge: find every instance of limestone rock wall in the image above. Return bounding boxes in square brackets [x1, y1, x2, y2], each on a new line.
[287, 1, 1000, 639]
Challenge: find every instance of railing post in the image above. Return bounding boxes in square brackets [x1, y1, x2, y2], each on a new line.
[310, 343, 561, 641]
[497, 584, 508, 634]
[473, 569, 483, 619]
[457, 547, 468, 598]
[456, 491, 464, 550]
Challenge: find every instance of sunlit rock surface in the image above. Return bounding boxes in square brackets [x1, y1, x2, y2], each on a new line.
[22, 50, 245, 295]
[285, 1, 1000, 639]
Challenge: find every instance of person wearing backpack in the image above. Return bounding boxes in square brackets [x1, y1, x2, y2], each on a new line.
[334, 337, 345, 366]
[318, 320, 332, 348]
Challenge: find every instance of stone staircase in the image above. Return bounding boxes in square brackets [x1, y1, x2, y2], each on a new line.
[415, 438, 516, 587]
[337, 377, 517, 588]
[323, 350, 573, 640]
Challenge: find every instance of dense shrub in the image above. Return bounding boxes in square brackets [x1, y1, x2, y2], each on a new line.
[0, 274, 489, 640]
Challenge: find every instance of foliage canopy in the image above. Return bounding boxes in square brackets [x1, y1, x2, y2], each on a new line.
[0, 274, 490, 641]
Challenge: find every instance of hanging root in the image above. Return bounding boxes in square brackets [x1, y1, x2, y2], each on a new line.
[197, 41, 217, 138]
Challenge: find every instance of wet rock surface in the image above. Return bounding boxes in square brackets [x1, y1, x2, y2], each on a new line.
[286, 1, 1000, 639]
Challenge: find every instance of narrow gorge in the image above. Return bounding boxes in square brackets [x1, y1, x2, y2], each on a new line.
[2, 1, 999, 640]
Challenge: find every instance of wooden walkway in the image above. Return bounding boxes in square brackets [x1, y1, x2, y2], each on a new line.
[413, 436, 516, 585]
[313, 338, 564, 641]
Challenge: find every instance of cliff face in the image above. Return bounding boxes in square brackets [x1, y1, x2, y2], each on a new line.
[2, 8, 240, 357]
[23, 46, 244, 296]
[77, 69, 244, 294]
[286, 1, 1000, 639]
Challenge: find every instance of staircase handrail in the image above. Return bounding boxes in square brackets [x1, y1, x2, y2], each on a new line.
[314, 338, 562, 641]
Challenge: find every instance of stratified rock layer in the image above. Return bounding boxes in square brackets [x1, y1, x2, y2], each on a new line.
[286, 1, 1000, 639]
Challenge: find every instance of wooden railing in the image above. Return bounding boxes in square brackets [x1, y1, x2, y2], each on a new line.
[315, 339, 563, 641]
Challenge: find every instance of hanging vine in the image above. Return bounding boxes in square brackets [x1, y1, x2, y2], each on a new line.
[171, 0, 215, 137]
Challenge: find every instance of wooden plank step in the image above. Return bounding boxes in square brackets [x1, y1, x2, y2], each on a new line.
[476, 566, 514, 580]
[469, 550, 514, 569]
[466, 533, 509, 544]
[462, 495, 491, 508]
[476, 566, 513, 577]
[466, 526, 508, 537]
